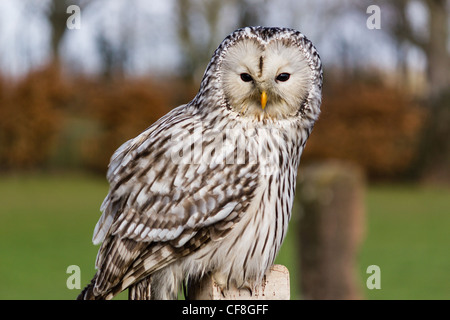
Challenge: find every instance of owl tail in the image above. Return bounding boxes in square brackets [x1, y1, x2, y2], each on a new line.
[77, 274, 99, 300]
[77, 273, 118, 300]
[77, 273, 152, 300]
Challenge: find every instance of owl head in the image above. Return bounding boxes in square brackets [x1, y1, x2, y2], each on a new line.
[196, 27, 323, 123]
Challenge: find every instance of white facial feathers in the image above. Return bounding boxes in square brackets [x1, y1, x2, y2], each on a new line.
[219, 37, 312, 120]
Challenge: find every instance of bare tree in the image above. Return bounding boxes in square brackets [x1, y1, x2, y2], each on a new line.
[383, 0, 450, 182]
[385, 0, 450, 96]
[46, 0, 92, 63]
[235, 0, 267, 27]
[175, 0, 265, 83]
[47, 0, 68, 62]
[175, 0, 223, 82]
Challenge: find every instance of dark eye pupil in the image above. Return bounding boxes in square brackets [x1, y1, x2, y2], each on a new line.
[240, 73, 253, 82]
[276, 73, 290, 82]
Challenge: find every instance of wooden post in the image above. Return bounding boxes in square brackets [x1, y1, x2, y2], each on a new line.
[296, 161, 365, 300]
[188, 264, 290, 300]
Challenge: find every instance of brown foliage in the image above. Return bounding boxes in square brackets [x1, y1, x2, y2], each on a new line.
[79, 78, 173, 172]
[0, 64, 70, 170]
[0, 64, 424, 180]
[0, 65, 184, 172]
[302, 79, 425, 179]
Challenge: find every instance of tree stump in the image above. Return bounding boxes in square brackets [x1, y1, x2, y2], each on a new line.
[296, 161, 365, 299]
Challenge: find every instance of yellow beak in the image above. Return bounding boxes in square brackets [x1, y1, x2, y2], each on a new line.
[261, 91, 267, 110]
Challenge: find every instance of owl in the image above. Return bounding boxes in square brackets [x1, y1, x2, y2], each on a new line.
[78, 26, 322, 300]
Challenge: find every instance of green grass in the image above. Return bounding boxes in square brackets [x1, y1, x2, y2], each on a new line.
[0, 174, 448, 299]
[0, 173, 106, 299]
[358, 184, 450, 300]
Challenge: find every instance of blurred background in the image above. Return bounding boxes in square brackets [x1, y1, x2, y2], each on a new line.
[0, 0, 448, 300]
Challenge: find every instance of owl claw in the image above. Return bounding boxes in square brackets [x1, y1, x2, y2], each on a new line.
[219, 286, 227, 298]
[212, 273, 228, 298]
[239, 282, 253, 296]
[213, 282, 227, 298]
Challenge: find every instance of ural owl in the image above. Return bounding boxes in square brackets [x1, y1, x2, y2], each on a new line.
[78, 26, 322, 300]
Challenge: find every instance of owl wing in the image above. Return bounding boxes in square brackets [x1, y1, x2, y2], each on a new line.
[93, 104, 259, 254]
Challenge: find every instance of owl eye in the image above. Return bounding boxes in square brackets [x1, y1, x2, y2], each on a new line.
[276, 73, 290, 82]
[240, 73, 253, 82]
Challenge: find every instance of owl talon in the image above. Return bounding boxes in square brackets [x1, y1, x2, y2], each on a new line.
[239, 282, 253, 296]
[212, 273, 228, 298]
[213, 282, 227, 298]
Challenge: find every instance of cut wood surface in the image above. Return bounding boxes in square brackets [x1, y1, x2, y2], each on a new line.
[188, 264, 290, 300]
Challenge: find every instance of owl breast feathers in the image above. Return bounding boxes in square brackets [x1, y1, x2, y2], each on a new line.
[78, 26, 322, 300]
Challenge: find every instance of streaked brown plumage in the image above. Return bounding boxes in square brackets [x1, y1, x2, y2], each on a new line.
[78, 26, 322, 300]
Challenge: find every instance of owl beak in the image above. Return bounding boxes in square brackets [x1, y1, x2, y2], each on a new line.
[261, 91, 267, 110]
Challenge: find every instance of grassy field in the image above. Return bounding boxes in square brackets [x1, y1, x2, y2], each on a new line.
[0, 174, 448, 300]
[358, 185, 450, 299]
